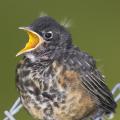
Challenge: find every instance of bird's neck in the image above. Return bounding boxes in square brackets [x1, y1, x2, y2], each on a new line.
[24, 47, 62, 63]
[24, 43, 73, 65]
[25, 47, 72, 64]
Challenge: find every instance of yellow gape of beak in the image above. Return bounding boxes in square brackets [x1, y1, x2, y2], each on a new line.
[16, 27, 44, 56]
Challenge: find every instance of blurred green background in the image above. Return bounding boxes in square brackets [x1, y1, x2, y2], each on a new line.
[0, 0, 120, 119]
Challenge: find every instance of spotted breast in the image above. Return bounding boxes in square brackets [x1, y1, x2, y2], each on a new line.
[16, 56, 97, 120]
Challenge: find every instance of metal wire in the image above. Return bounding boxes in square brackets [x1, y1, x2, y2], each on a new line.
[3, 97, 22, 120]
[3, 83, 120, 120]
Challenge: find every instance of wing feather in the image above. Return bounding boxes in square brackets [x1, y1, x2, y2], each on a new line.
[80, 69, 116, 113]
[65, 48, 116, 113]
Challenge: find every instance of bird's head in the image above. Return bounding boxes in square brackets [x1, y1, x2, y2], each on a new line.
[16, 16, 72, 59]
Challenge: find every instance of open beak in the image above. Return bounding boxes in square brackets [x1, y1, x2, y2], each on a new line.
[16, 27, 44, 56]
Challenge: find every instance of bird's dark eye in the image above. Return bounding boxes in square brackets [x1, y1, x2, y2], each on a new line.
[44, 31, 53, 39]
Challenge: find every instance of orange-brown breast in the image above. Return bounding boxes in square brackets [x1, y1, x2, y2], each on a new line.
[54, 70, 97, 120]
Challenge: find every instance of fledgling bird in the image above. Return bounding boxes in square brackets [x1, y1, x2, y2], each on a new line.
[16, 16, 117, 120]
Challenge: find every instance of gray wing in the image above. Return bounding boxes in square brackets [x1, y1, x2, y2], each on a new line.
[80, 69, 116, 113]
[66, 49, 117, 114]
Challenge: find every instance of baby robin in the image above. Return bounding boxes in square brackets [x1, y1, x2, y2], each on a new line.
[16, 16, 116, 120]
